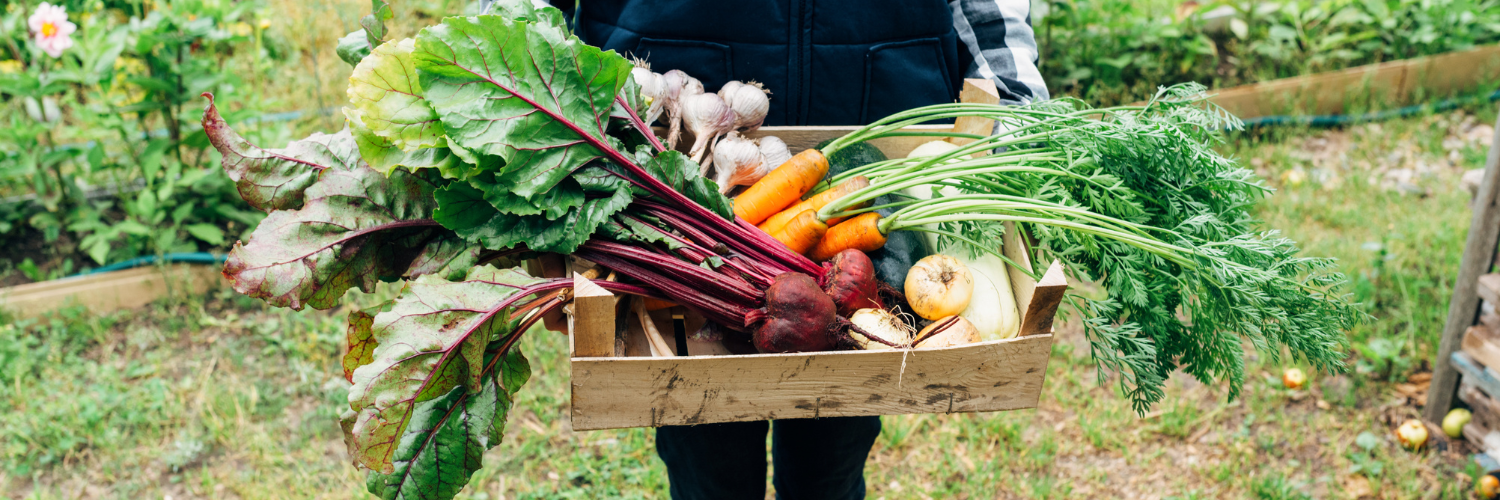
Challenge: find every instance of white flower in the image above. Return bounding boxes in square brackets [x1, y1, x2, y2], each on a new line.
[28, 3, 77, 58]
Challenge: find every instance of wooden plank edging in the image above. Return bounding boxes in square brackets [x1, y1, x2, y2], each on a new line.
[0, 264, 226, 318]
[1208, 44, 1500, 119]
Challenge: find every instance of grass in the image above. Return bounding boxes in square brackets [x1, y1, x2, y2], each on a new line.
[2, 107, 1495, 498]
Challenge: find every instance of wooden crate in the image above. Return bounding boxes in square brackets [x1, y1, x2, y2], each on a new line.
[565, 79, 1068, 431]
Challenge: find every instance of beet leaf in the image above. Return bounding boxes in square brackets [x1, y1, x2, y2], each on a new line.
[412, 14, 632, 201]
[203, 94, 362, 212]
[222, 162, 470, 310]
[345, 266, 541, 474]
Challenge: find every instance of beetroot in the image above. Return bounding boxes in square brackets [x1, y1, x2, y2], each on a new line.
[823, 249, 884, 316]
[752, 273, 838, 353]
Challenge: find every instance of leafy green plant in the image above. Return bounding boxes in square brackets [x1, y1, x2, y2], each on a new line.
[1039, 0, 1500, 105]
[0, 0, 278, 277]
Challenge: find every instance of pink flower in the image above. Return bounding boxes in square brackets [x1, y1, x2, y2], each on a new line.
[28, 3, 76, 58]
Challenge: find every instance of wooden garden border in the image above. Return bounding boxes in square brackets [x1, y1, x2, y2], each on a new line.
[0, 264, 225, 319]
[1206, 43, 1500, 119]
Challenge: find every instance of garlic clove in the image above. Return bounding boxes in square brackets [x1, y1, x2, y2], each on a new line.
[718, 80, 770, 131]
[757, 135, 792, 170]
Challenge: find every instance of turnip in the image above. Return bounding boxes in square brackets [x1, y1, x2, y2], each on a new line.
[823, 248, 884, 316]
[752, 273, 838, 353]
[849, 308, 912, 350]
[914, 316, 981, 349]
[905, 254, 973, 321]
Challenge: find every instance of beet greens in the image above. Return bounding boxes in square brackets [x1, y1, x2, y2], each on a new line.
[200, 1, 1361, 498]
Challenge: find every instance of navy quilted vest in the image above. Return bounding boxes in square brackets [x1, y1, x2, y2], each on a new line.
[564, 0, 964, 126]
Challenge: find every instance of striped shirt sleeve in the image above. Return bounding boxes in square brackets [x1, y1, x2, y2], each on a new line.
[949, 0, 1050, 104]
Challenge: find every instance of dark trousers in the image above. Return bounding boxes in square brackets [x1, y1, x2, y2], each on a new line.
[654, 416, 881, 500]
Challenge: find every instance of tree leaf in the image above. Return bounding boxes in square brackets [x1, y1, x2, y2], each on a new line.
[203, 94, 362, 212]
[346, 266, 542, 473]
[222, 164, 457, 310]
[349, 38, 446, 151]
[412, 14, 634, 200]
[431, 166, 632, 253]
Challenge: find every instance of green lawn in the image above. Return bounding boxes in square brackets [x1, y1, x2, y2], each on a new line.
[3, 107, 1496, 499]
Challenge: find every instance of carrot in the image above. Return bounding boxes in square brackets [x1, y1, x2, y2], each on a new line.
[733, 148, 829, 225]
[643, 298, 680, 311]
[757, 175, 871, 235]
[808, 212, 887, 261]
[769, 209, 829, 255]
[758, 199, 813, 235]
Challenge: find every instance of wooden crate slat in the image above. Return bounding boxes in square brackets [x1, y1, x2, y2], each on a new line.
[1451, 352, 1500, 403]
[1466, 324, 1500, 374]
[570, 333, 1052, 430]
[1479, 274, 1500, 308]
[1461, 382, 1500, 432]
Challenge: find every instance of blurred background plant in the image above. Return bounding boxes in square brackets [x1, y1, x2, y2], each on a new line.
[1038, 0, 1500, 105]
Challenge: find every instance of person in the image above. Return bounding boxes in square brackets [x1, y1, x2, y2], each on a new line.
[547, 1, 1049, 498]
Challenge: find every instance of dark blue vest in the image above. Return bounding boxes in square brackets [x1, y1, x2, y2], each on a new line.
[566, 1, 965, 126]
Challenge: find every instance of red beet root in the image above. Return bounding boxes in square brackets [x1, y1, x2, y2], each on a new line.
[823, 249, 884, 316]
[752, 273, 838, 353]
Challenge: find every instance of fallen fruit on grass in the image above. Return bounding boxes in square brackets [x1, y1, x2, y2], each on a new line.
[1396, 419, 1428, 450]
[1444, 408, 1473, 438]
[1282, 367, 1307, 390]
[1480, 474, 1500, 499]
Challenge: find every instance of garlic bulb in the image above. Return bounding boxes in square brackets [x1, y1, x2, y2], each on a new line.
[661, 70, 705, 146]
[757, 136, 792, 170]
[632, 67, 667, 125]
[681, 92, 736, 163]
[712, 132, 768, 193]
[718, 80, 770, 131]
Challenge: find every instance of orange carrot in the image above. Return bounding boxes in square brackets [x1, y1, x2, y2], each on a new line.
[757, 175, 871, 235]
[758, 199, 813, 236]
[769, 209, 829, 255]
[733, 149, 829, 224]
[808, 212, 887, 261]
[643, 298, 680, 311]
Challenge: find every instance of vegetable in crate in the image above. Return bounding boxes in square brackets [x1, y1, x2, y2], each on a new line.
[200, 1, 1362, 497]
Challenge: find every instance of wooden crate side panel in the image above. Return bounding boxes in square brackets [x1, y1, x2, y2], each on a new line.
[570, 333, 1052, 430]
